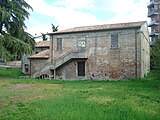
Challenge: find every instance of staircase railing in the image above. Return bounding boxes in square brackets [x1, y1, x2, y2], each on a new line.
[31, 62, 51, 78]
[32, 51, 87, 78]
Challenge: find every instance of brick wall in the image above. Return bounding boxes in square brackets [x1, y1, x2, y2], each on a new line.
[50, 26, 150, 80]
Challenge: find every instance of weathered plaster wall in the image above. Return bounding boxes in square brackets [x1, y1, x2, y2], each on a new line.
[55, 60, 77, 80]
[30, 59, 50, 77]
[21, 54, 30, 74]
[139, 23, 150, 78]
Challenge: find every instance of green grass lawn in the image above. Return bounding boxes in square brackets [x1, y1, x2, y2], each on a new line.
[0, 68, 160, 120]
[0, 68, 22, 78]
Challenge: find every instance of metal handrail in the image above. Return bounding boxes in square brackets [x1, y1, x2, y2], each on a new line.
[150, 19, 160, 23]
[152, 30, 160, 33]
[147, 0, 159, 7]
[148, 9, 159, 17]
[148, 19, 160, 26]
[148, 9, 158, 13]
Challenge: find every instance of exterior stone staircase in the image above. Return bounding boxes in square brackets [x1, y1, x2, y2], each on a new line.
[32, 52, 87, 78]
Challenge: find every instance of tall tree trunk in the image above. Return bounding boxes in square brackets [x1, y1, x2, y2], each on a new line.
[0, 0, 5, 34]
[0, 23, 3, 59]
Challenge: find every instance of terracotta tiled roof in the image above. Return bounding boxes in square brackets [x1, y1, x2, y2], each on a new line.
[29, 49, 49, 59]
[35, 41, 49, 47]
[50, 21, 146, 35]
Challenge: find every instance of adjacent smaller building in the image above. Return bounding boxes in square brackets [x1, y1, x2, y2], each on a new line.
[21, 41, 49, 75]
[35, 41, 50, 53]
[29, 49, 50, 79]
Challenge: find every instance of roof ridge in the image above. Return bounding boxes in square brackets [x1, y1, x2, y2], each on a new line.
[36, 41, 49, 47]
[29, 49, 49, 58]
[49, 21, 146, 35]
[67, 21, 146, 29]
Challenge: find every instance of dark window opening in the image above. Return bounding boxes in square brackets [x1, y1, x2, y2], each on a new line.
[77, 61, 85, 76]
[24, 64, 29, 72]
[35, 51, 39, 54]
[57, 38, 62, 51]
[37, 74, 49, 79]
[111, 33, 118, 49]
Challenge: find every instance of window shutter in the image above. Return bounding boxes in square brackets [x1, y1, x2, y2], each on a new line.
[111, 33, 118, 49]
[57, 38, 62, 51]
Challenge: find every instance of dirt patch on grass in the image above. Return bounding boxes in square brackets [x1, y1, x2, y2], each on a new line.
[0, 83, 63, 104]
[0, 79, 10, 84]
[87, 96, 115, 105]
[9, 84, 33, 90]
[1, 83, 61, 91]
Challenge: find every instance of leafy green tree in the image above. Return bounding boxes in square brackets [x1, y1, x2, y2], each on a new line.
[41, 33, 47, 41]
[0, 0, 35, 60]
[150, 41, 160, 69]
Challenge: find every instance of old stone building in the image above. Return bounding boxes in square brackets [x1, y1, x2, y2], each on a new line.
[34, 41, 50, 54]
[29, 49, 50, 78]
[21, 41, 49, 75]
[30, 21, 150, 80]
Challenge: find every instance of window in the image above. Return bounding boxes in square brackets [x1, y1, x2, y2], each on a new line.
[154, 5, 158, 10]
[24, 64, 29, 72]
[77, 61, 85, 76]
[57, 38, 62, 51]
[111, 33, 118, 49]
[77, 40, 86, 52]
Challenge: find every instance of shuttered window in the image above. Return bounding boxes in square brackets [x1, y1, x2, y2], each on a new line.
[111, 33, 118, 49]
[77, 61, 85, 76]
[57, 38, 62, 51]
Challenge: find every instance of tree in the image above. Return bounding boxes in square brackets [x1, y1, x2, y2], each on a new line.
[51, 24, 58, 32]
[150, 41, 160, 69]
[41, 33, 47, 41]
[0, 0, 35, 60]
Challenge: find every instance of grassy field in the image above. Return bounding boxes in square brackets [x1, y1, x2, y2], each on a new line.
[0, 68, 160, 120]
[0, 68, 22, 78]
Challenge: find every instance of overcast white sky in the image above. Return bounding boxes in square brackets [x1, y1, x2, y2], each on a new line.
[25, 0, 149, 38]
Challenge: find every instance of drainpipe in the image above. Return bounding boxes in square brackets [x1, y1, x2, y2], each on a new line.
[54, 69, 56, 80]
[135, 29, 138, 78]
[50, 35, 56, 79]
[51, 35, 53, 63]
[29, 58, 31, 77]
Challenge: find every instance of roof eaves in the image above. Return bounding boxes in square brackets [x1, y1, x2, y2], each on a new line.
[49, 25, 142, 35]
